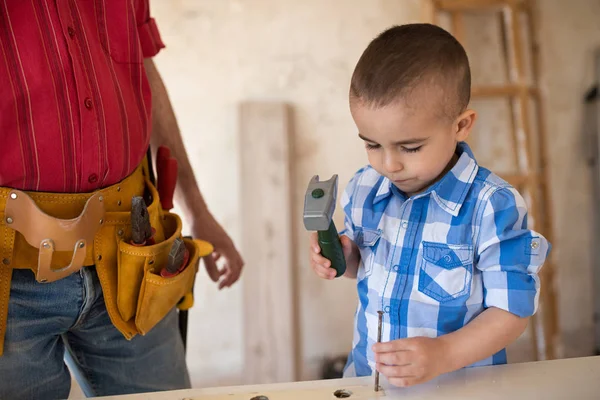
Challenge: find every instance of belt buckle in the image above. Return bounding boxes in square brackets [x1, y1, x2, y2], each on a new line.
[4, 190, 106, 283]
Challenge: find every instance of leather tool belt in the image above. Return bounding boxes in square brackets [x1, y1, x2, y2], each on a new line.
[0, 160, 213, 356]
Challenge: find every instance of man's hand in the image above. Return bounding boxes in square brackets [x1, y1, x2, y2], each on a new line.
[373, 336, 449, 387]
[192, 213, 244, 290]
[143, 58, 245, 290]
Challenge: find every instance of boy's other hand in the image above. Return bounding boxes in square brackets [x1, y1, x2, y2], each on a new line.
[309, 233, 354, 280]
[373, 336, 449, 387]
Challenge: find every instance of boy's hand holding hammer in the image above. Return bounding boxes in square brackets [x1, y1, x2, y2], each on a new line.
[309, 233, 359, 280]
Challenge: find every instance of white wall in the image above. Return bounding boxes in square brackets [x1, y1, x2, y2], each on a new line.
[150, 0, 600, 388]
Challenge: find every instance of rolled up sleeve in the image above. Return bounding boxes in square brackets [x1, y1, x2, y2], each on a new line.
[476, 187, 551, 317]
[134, 0, 165, 58]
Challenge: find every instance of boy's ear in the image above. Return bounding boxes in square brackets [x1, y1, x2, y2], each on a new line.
[455, 109, 476, 142]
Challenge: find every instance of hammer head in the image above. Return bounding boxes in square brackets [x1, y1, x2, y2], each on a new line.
[303, 175, 338, 231]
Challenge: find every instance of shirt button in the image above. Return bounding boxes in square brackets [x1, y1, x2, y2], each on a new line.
[84, 98, 93, 109]
[88, 174, 98, 184]
[384, 306, 391, 313]
[68, 26, 76, 37]
[401, 221, 408, 229]
[393, 265, 400, 272]
[531, 241, 539, 249]
[443, 255, 452, 262]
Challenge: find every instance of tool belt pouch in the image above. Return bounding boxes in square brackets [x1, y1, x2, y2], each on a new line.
[117, 208, 200, 334]
[113, 168, 212, 336]
[0, 163, 212, 355]
[137, 233, 199, 334]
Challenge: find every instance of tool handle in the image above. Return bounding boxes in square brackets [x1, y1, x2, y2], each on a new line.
[317, 220, 346, 278]
[156, 146, 178, 211]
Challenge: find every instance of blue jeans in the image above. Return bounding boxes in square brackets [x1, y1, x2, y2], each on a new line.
[0, 267, 190, 399]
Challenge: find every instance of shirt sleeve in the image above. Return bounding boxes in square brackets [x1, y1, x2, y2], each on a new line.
[134, 0, 165, 58]
[339, 168, 364, 242]
[475, 186, 551, 318]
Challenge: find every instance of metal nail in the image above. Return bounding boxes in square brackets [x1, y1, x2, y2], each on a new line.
[10, 193, 17, 200]
[42, 242, 50, 249]
[2, 258, 10, 265]
[79, 242, 85, 248]
[99, 196, 104, 202]
[375, 310, 384, 392]
[5, 217, 13, 224]
[99, 218, 104, 225]
[118, 229, 124, 236]
[118, 200, 122, 206]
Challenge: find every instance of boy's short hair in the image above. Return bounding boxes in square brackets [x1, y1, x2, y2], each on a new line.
[350, 23, 471, 120]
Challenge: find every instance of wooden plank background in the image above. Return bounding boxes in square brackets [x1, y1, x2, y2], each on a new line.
[240, 101, 298, 384]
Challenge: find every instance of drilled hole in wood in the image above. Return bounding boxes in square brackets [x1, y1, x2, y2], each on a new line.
[334, 389, 352, 398]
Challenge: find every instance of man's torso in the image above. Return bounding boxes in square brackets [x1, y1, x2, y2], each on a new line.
[0, 0, 160, 192]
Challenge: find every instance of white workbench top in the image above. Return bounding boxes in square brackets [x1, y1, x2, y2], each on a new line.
[96, 356, 600, 399]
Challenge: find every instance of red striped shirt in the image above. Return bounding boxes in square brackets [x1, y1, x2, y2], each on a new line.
[0, 0, 164, 193]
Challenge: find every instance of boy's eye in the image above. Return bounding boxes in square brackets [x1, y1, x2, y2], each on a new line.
[365, 143, 380, 150]
[402, 146, 422, 153]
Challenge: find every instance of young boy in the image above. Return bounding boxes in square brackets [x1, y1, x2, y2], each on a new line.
[309, 23, 550, 388]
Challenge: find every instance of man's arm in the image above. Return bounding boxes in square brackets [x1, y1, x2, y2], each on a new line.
[144, 59, 208, 221]
[144, 58, 244, 289]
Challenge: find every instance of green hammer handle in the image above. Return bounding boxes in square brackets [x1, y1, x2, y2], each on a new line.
[318, 220, 347, 278]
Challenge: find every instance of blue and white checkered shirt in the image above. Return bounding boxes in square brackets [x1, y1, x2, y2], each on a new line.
[341, 142, 550, 377]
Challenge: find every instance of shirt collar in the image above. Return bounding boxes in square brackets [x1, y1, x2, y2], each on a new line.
[373, 177, 392, 203]
[372, 142, 479, 216]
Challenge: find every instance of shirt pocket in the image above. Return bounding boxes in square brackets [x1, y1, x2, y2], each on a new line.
[355, 227, 382, 278]
[418, 242, 473, 303]
[96, 0, 143, 64]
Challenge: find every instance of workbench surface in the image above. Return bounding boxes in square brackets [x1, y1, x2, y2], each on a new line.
[96, 355, 600, 400]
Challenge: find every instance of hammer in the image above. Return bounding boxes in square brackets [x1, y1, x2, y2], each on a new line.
[303, 175, 346, 277]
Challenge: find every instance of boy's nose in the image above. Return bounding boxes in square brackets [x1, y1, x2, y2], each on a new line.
[383, 153, 403, 174]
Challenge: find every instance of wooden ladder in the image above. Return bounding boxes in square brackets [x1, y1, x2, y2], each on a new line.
[422, 0, 560, 361]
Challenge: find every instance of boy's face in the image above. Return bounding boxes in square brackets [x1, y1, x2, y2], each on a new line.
[350, 97, 475, 196]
